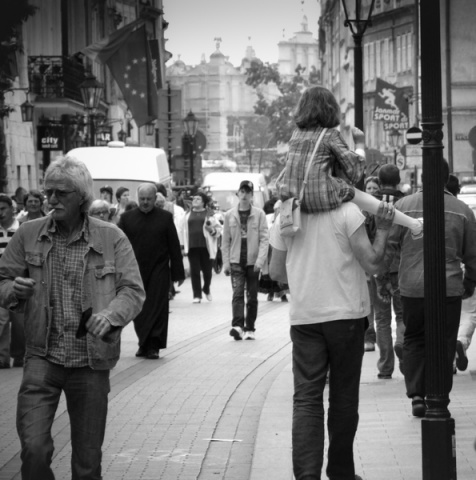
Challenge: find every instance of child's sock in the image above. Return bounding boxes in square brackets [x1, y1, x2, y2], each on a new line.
[352, 189, 423, 236]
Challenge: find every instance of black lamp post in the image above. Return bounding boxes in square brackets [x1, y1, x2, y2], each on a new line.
[389, 128, 401, 165]
[20, 96, 34, 123]
[341, 0, 376, 130]
[183, 110, 199, 185]
[420, 0, 456, 478]
[79, 72, 103, 146]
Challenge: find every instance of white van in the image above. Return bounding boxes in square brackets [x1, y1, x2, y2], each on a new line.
[67, 141, 171, 199]
[202, 172, 270, 211]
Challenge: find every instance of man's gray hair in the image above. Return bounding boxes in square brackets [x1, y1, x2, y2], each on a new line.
[44, 156, 94, 213]
[137, 183, 157, 196]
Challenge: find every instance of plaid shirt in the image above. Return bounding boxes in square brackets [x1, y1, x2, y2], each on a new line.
[277, 127, 365, 213]
[47, 220, 89, 367]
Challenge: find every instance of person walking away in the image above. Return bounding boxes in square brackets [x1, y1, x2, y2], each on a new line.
[0, 195, 24, 368]
[370, 164, 405, 379]
[269, 193, 396, 480]
[362, 176, 380, 353]
[259, 198, 289, 302]
[384, 159, 476, 417]
[118, 183, 185, 359]
[0, 156, 145, 480]
[222, 180, 269, 340]
[180, 191, 222, 303]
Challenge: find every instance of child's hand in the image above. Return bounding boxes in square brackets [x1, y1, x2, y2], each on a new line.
[351, 127, 365, 146]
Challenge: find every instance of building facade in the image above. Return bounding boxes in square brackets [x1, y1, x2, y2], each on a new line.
[318, 0, 476, 184]
[1, 0, 167, 196]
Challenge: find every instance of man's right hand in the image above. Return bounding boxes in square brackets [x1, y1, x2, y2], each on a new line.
[224, 267, 231, 276]
[12, 277, 36, 299]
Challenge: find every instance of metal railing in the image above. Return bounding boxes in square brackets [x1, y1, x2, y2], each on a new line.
[28, 56, 86, 103]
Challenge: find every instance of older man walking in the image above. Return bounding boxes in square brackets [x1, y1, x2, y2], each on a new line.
[0, 156, 145, 480]
[118, 183, 185, 359]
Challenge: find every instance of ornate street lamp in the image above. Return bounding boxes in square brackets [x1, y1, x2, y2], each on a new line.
[183, 110, 199, 185]
[20, 92, 34, 123]
[389, 128, 402, 165]
[341, 0, 376, 130]
[79, 72, 104, 146]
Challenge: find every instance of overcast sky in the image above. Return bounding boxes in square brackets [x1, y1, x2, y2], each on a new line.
[162, 0, 321, 67]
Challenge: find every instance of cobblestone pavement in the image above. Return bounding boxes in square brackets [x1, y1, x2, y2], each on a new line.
[1, 272, 476, 479]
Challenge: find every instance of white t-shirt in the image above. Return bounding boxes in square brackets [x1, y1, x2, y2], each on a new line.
[270, 203, 370, 325]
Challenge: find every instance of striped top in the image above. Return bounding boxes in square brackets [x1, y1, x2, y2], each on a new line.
[0, 219, 20, 258]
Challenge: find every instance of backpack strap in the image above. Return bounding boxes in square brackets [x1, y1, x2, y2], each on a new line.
[298, 128, 327, 203]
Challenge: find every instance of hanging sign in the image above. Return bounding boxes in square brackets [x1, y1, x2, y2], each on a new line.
[373, 78, 410, 131]
[37, 126, 63, 151]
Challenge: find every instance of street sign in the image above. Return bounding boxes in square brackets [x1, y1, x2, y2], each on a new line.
[396, 154, 406, 170]
[406, 126, 423, 145]
[406, 145, 422, 157]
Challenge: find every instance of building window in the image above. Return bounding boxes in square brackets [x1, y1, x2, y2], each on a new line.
[364, 43, 370, 80]
[396, 35, 402, 73]
[376, 41, 381, 78]
[406, 32, 413, 72]
[369, 42, 375, 80]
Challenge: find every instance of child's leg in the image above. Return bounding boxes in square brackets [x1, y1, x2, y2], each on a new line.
[352, 189, 423, 235]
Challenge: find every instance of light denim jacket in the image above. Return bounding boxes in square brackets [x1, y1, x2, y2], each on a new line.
[385, 190, 476, 297]
[0, 216, 145, 370]
[222, 206, 269, 270]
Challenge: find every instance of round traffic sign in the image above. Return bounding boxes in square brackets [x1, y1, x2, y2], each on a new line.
[406, 126, 423, 145]
[396, 154, 405, 170]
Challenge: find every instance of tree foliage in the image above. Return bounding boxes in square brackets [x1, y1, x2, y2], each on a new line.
[245, 59, 320, 146]
[0, 0, 37, 92]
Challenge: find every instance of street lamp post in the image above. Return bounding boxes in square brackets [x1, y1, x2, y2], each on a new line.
[389, 128, 402, 165]
[341, 0, 376, 130]
[79, 72, 104, 146]
[420, 0, 456, 478]
[183, 110, 199, 185]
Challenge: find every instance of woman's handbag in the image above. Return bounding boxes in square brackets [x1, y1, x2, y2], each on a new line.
[213, 247, 223, 274]
[279, 128, 327, 237]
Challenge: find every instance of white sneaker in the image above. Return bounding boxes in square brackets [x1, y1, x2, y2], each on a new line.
[229, 327, 243, 341]
[192, 298, 201, 304]
[244, 331, 255, 340]
[205, 293, 213, 302]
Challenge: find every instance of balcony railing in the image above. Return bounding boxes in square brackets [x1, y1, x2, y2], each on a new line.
[28, 56, 86, 103]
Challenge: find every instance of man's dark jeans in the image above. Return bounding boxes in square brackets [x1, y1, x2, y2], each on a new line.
[401, 296, 461, 399]
[230, 262, 259, 331]
[291, 319, 365, 480]
[17, 356, 110, 480]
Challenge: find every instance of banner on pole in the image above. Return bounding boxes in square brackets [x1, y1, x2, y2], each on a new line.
[373, 78, 410, 131]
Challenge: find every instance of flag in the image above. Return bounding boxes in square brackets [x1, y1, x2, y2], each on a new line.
[373, 78, 409, 131]
[82, 21, 158, 127]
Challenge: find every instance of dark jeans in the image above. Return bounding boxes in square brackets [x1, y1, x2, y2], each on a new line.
[401, 296, 461, 399]
[365, 278, 376, 344]
[291, 319, 365, 480]
[188, 247, 213, 298]
[230, 262, 259, 331]
[17, 356, 110, 480]
[374, 272, 404, 376]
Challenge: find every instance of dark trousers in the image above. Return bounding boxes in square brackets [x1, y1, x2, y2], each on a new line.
[401, 296, 461, 399]
[230, 262, 259, 331]
[17, 357, 110, 480]
[291, 319, 365, 480]
[188, 247, 213, 299]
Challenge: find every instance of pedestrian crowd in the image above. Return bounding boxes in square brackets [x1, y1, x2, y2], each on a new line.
[0, 86, 475, 480]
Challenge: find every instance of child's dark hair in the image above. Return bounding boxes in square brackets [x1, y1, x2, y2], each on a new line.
[293, 86, 341, 129]
[378, 164, 401, 187]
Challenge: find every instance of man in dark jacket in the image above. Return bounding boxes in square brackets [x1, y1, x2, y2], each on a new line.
[385, 159, 476, 417]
